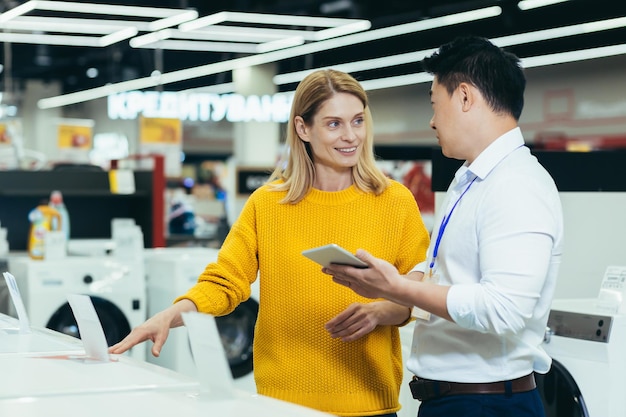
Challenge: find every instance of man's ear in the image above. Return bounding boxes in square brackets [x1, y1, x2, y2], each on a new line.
[457, 82, 475, 112]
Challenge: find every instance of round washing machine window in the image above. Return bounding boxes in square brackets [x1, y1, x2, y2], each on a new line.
[46, 296, 131, 346]
[536, 358, 590, 417]
[214, 298, 259, 379]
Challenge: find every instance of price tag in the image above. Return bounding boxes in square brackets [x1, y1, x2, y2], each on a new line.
[2, 272, 31, 334]
[109, 169, 135, 195]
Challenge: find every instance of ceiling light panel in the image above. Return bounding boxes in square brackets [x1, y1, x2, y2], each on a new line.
[0, 0, 198, 47]
[0, 16, 147, 34]
[36, 6, 502, 108]
[132, 11, 371, 52]
[179, 11, 369, 31]
[1, 0, 195, 19]
[322, 44, 626, 92]
[43, 54, 622, 110]
[517, 0, 571, 11]
[273, 14, 626, 86]
[133, 40, 260, 54]
[177, 26, 332, 42]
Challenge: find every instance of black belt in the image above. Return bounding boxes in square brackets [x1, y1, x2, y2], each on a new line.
[409, 373, 537, 402]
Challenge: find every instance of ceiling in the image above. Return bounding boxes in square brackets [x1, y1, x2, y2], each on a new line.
[1, 0, 626, 100]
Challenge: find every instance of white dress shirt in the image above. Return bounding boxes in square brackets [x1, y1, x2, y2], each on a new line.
[407, 127, 564, 383]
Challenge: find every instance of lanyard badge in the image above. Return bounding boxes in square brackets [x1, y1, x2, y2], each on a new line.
[412, 176, 477, 321]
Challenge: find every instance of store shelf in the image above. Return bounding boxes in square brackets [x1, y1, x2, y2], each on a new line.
[0, 158, 165, 251]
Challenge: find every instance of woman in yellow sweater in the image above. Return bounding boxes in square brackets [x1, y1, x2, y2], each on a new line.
[111, 69, 430, 417]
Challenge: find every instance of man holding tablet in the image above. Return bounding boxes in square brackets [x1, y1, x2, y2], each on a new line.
[324, 36, 563, 417]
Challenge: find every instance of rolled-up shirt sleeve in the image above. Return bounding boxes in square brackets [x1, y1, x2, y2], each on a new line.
[446, 170, 561, 335]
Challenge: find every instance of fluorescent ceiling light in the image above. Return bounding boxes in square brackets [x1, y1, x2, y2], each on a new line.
[274, 50, 436, 85]
[130, 29, 174, 48]
[360, 73, 434, 91]
[180, 11, 369, 31]
[518, 0, 570, 11]
[0, 29, 138, 47]
[0, 0, 196, 19]
[169, 27, 303, 42]
[179, 11, 230, 30]
[274, 14, 626, 85]
[134, 40, 260, 54]
[0, 32, 102, 47]
[38, 6, 502, 109]
[367, 43, 626, 90]
[1, 16, 146, 34]
[146, 43, 626, 105]
[493, 16, 626, 47]
[341, 6, 501, 43]
[313, 21, 372, 41]
[222, 11, 365, 27]
[131, 31, 304, 53]
[298, 43, 626, 94]
[521, 43, 626, 67]
[136, 25, 358, 44]
[100, 27, 139, 47]
[0, 0, 197, 47]
[256, 36, 305, 53]
[149, 10, 198, 32]
[135, 11, 370, 51]
[0, 1, 37, 23]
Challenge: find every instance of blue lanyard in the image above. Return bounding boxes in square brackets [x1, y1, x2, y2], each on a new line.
[429, 176, 477, 275]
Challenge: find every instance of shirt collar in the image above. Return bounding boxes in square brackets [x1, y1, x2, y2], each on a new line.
[461, 127, 525, 182]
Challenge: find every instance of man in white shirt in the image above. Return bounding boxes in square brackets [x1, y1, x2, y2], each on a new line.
[323, 36, 564, 417]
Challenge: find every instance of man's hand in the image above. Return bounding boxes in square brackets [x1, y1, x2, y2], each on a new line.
[323, 249, 402, 300]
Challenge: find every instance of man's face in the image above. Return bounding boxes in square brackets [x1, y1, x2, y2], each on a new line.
[428, 78, 467, 160]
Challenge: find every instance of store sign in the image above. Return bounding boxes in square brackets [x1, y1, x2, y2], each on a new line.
[108, 91, 293, 123]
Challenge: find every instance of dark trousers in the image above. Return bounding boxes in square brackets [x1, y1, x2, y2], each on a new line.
[417, 389, 546, 417]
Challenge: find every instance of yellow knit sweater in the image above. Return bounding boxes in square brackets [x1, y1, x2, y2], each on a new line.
[178, 180, 429, 416]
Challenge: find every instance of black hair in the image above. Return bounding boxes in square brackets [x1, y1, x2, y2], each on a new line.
[422, 36, 526, 120]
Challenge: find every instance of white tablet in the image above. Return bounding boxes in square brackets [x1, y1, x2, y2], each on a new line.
[302, 244, 368, 268]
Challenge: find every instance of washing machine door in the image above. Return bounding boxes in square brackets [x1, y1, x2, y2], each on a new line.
[46, 296, 131, 346]
[215, 297, 259, 379]
[536, 359, 590, 417]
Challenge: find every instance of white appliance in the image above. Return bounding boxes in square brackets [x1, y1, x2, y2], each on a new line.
[1, 312, 85, 355]
[0, 312, 328, 417]
[0, 351, 199, 400]
[7, 254, 147, 361]
[0, 385, 332, 417]
[538, 297, 626, 417]
[144, 247, 260, 392]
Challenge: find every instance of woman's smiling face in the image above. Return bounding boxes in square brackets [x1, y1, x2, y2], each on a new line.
[296, 92, 366, 173]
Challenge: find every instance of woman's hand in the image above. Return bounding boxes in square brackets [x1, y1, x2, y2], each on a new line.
[108, 299, 197, 357]
[325, 300, 411, 342]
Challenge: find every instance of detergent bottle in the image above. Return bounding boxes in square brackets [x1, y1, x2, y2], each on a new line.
[27, 205, 62, 260]
[48, 190, 70, 241]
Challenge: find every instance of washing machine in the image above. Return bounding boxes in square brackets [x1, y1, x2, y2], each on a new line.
[7, 254, 147, 361]
[0, 383, 334, 417]
[537, 297, 626, 417]
[0, 349, 199, 400]
[144, 247, 260, 392]
[1, 312, 85, 356]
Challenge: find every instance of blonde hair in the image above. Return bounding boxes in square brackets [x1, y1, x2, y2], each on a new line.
[268, 69, 389, 203]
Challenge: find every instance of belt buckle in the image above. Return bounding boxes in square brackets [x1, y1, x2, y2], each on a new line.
[409, 378, 427, 401]
[409, 378, 452, 402]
